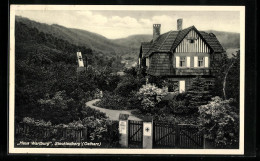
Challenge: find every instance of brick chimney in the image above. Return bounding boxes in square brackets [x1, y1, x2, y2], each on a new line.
[153, 24, 161, 42]
[177, 19, 183, 31]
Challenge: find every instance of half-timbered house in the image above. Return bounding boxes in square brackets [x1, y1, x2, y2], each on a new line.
[138, 19, 225, 93]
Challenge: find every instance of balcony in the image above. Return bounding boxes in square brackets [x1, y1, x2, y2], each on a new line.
[174, 68, 210, 76]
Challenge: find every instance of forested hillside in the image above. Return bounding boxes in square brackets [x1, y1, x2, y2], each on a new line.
[15, 16, 131, 56]
[205, 30, 240, 49]
[15, 21, 124, 124]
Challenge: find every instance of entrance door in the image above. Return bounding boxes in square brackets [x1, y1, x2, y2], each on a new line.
[179, 80, 185, 93]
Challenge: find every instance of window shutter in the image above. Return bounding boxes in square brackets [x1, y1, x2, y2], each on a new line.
[146, 58, 149, 67]
[179, 80, 185, 93]
[186, 56, 190, 67]
[176, 56, 180, 68]
[194, 56, 198, 67]
[205, 56, 209, 67]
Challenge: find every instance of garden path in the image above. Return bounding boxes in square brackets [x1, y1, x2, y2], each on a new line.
[86, 99, 142, 121]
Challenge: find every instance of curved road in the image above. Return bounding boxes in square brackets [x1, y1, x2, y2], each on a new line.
[86, 99, 142, 121]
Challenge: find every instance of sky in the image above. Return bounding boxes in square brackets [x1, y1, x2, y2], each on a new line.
[16, 10, 240, 39]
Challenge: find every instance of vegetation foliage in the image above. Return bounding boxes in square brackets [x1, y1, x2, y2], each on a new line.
[198, 97, 239, 148]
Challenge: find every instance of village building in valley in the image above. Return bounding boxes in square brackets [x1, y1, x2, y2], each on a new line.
[138, 19, 225, 93]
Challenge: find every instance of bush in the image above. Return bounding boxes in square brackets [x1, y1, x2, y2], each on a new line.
[137, 83, 168, 113]
[198, 96, 239, 148]
[96, 91, 141, 110]
[81, 106, 107, 119]
[168, 93, 190, 114]
[115, 75, 145, 97]
[95, 92, 128, 110]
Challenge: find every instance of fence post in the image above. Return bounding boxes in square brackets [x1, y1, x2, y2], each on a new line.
[142, 116, 153, 149]
[176, 125, 180, 148]
[118, 113, 129, 148]
[82, 127, 88, 141]
[203, 134, 206, 149]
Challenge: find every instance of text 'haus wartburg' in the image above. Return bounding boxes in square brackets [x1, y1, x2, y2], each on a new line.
[138, 19, 225, 93]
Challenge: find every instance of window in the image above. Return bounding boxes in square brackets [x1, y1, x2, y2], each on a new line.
[189, 39, 194, 43]
[146, 58, 149, 67]
[198, 56, 204, 67]
[180, 57, 186, 67]
[179, 80, 185, 93]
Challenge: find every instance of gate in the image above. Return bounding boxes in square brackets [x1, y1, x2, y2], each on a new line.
[153, 122, 177, 148]
[153, 122, 203, 149]
[178, 124, 203, 148]
[128, 120, 143, 148]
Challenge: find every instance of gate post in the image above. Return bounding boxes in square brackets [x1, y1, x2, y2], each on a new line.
[142, 116, 153, 149]
[118, 113, 129, 148]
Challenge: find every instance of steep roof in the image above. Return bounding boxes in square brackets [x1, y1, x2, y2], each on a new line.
[141, 26, 224, 57]
[199, 31, 224, 53]
[140, 42, 152, 55]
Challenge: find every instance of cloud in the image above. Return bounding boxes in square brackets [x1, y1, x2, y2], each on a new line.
[15, 10, 240, 39]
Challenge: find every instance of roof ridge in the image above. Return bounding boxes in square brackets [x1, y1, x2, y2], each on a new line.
[170, 25, 196, 51]
[158, 30, 173, 51]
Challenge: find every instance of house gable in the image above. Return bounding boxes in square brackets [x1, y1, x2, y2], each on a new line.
[175, 29, 211, 53]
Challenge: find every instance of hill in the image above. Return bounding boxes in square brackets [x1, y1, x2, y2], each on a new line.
[205, 30, 240, 49]
[112, 35, 153, 49]
[15, 16, 131, 56]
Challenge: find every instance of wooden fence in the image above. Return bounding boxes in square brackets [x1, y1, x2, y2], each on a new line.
[15, 121, 120, 148]
[153, 122, 203, 149]
[15, 123, 86, 143]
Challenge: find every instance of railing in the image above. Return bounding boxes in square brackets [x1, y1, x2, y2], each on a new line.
[175, 68, 210, 75]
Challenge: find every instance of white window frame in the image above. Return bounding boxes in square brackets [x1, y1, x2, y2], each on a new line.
[186, 56, 190, 68]
[176, 56, 180, 68]
[205, 56, 209, 68]
[194, 56, 198, 67]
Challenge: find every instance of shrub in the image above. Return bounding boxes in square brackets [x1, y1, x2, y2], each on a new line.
[137, 83, 168, 113]
[96, 91, 141, 110]
[168, 93, 190, 114]
[81, 106, 107, 119]
[22, 117, 52, 127]
[198, 96, 239, 148]
[82, 117, 120, 147]
[115, 75, 146, 97]
[95, 92, 128, 110]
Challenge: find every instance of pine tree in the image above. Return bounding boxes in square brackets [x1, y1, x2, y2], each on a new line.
[185, 76, 213, 112]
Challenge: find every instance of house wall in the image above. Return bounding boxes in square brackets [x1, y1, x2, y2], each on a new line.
[172, 52, 210, 68]
[147, 53, 173, 76]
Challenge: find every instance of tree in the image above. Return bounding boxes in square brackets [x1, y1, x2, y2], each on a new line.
[198, 96, 239, 148]
[225, 51, 240, 104]
[185, 76, 213, 112]
[212, 50, 240, 107]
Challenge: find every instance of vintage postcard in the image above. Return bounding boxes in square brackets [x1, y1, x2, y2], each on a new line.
[9, 5, 245, 154]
